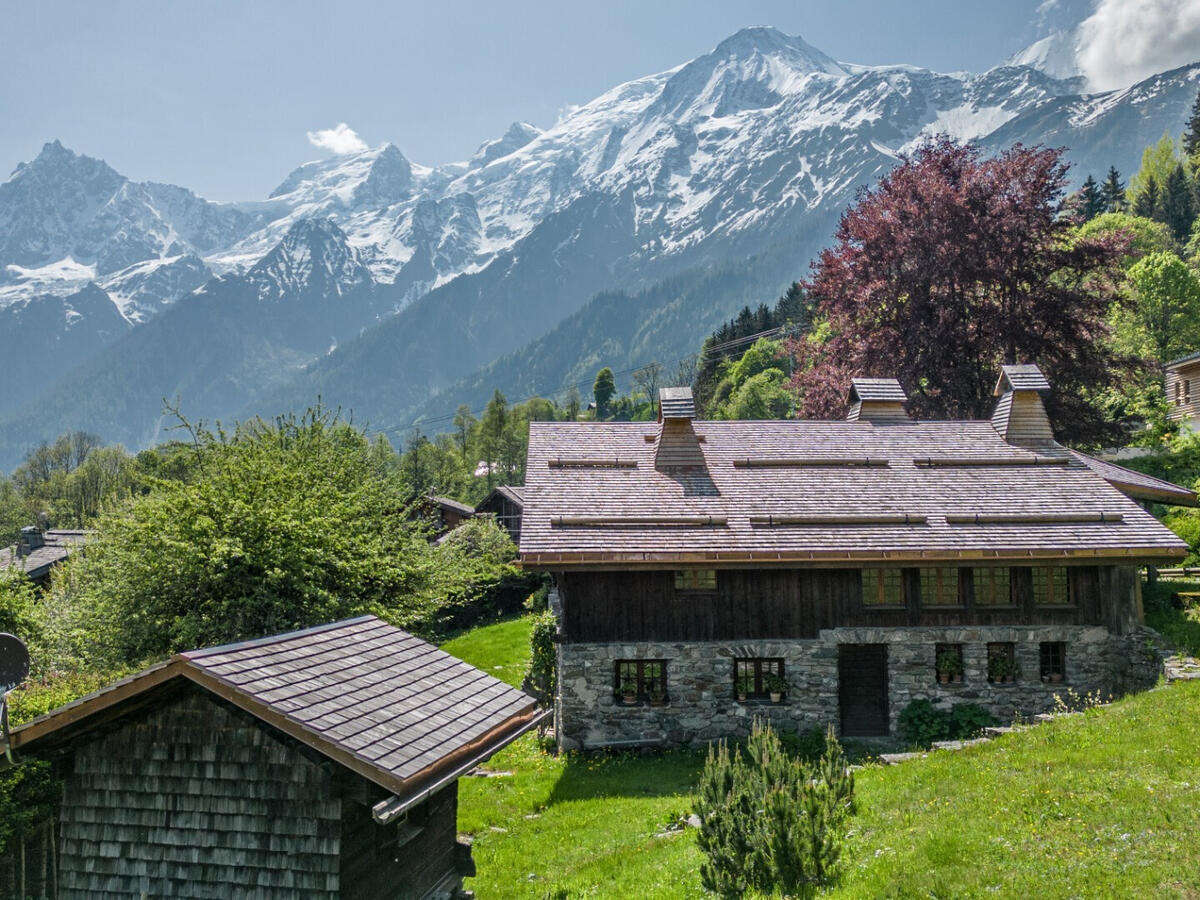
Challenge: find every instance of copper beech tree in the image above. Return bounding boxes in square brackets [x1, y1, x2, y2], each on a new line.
[788, 138, 1134, 446]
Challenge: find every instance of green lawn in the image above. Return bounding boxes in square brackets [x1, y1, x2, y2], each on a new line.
[443, 615, 1200, 899]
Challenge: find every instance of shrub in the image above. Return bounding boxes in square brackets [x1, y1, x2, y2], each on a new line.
[694, 721, 854, 898]
[524, 610, 557, 704]
[898, 699, 996, 748]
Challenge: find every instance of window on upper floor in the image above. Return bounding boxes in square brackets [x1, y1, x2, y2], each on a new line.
[1033, 567, 1071, 606]
[675, 569, 717, 592]
[920, 567, 962, 606]
[973, 567, 1014, 606]
[862, 568, 904, 607]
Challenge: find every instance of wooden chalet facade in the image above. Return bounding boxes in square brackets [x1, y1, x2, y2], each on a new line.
[7, 616, 543, 899]
[1166, 351, 1200, 432]
[475, 485, 524, 544]
[520, 367, 1194, 749]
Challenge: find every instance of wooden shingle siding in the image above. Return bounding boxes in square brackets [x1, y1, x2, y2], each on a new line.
[559, 566, 1109, 643]
[58, 686, 341, 899]
[991, 389, 1055, 447]
[1165, 359, 1200, 426]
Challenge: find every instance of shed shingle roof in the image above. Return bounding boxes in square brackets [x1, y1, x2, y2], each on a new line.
[0, 530, 89, 580]
[1069, 451, 1198, 507]
[659, 386, 697, 419]
[849, 378, 907, 403]
[11, 616, 542, 805]
[520, 420, 1188, 566]
[995, 364, 1051, 395]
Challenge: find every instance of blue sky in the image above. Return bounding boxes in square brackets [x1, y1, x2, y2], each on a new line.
[0, 0, 1077, 200]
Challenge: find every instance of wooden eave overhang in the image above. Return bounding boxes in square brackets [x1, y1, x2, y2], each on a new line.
[520, 544, 1187, 571]
[8, 652, 544, 804]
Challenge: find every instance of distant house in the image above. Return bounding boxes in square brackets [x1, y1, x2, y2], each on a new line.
[8, 616, 544, 899]
[0, 527, 89, 586]
[427, 495, 476, 534]
[1166, 351, 1200, 431]
[520, 368, 1192, 750]
[475, 485, 524, 544]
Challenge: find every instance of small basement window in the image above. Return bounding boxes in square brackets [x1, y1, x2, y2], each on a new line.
[920, 567, 962, 606]
[1040, 642, 1066, 682]
[862, 568, 904, 607]
[734, 657, 785, 701]
[614, 660, 668, 705]
[973, 567, 1013, 606]
[675, 569, 717, 592]
[1033, 567, 1071, 605]
[987, 642, 1018, 684]
[934, 643, 964, 684]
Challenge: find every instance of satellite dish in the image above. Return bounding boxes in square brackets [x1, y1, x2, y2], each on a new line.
[0, 634, 30, 694]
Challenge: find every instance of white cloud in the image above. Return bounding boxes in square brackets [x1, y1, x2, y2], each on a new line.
[1076, 0, 1200, 92]
[306, 123, 368, 155]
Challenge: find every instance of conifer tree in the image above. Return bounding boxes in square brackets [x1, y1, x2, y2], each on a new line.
[1100, 166, 1126, 213]
[1184, 87, 1200, 160]
[1161, 163, 1197, 242]
[1074, 174, 1103, 221]
[1133, 175, 1160, 219]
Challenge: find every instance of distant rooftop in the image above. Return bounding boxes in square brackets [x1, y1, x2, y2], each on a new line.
[0, 529, 89, 581]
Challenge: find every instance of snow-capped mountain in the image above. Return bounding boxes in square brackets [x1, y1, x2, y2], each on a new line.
[0, 25, 1197, 466]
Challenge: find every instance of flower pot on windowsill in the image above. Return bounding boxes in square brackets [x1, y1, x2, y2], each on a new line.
[621, 692, 637, 705]
[938, 672, 951, 685]
[952, 674, 963, 684]
[1050, 672, 1064, 683]
[736, 692, 748, 703]
[769, 692, 783, 704]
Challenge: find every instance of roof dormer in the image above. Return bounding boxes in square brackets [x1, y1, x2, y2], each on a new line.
[992, 364, 1055, 447]
[847, 378, 909, 423]
[654, 387, 705, 469]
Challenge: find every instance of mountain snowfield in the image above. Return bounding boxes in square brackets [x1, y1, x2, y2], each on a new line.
[0, 26, 1197, 466]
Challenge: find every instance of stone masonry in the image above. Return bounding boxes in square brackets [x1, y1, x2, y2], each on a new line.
[556, 625, 1161, 750]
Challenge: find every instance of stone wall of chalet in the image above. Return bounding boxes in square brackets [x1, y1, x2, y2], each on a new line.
[555, 624, 1162, 749]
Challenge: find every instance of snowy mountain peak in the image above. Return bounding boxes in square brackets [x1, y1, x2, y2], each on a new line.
[268, 142, 414, 209]
[1006, 30, 1082, 81]
[655, 27, 846, 119]
[470, 121, 543, 168]
[248, 216, 373, 300]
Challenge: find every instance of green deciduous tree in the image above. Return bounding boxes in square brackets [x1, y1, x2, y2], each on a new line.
[1114, 251, 1200, 363]
[1129, 133, 1184, 211]
[592, 367, 616, 420]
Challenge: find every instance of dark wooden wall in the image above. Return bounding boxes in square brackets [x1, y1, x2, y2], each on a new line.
[57, 684, 343, 899]
[340, 783, 461, 900]
[559, 565, 1124, 643]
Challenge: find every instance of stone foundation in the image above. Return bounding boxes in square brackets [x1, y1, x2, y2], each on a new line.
[556, 624, 1161, 749]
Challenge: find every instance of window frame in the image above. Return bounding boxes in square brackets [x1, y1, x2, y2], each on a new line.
[674, 569, 717, 592]
[986, 642, 1017, 684]
[1033, 567, 1072, 606]
[733, 657, 785, 701]
[920, 567, 963, 607]
[1039, 642, 1066, 681]
[614, 659, 668, 704]
[861, 568, 905, 608]
[934, 642, 964, 684]
[972, 567, 1015, 607]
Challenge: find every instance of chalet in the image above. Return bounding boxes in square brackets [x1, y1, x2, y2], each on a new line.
[7, 615, 544, 899]
[0, 527, 89, 587]
[423, 495, 476, 536]
[520, 367, 1194, 749]
[475, 485, 525, 544]
[1166, 351, 1200, 432]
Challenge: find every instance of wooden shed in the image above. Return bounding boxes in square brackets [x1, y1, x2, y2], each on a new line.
[7, 616, 544, 899]
[474, 486, 524, 544]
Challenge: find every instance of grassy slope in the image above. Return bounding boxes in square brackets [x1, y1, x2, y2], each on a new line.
[443, 616, 1200, 899]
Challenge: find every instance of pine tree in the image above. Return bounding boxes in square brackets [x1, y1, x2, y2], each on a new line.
[1160, 163, 1197, 242]
[1184, 87, 1200, 160]
[1133, 175, 1160, 219]
[1075, 174, 1103, 221]
[1100, 167, 1126, 213]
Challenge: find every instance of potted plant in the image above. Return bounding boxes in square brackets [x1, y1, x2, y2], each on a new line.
[618, 677, 638, 705]
[764, 673, 787, 703]
[735, 673, 752, 702]
[1050, 670, 1064, 684]
[987, 655, 1008, 684]
[935, 650, 963, 685]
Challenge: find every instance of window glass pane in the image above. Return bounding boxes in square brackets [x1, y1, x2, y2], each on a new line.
[733, 657, 784, 698]
[1034, 567, 1070, 605]
[862, 568, 903, 606]
[921, 567, 961, 605]
[675, 569, 717, 591]
[975, 567, 1012, 605]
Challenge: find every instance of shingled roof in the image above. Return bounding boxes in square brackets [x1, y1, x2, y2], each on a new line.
[0, 529, 88, 580]
[1069, 451, 1198, 507]
[520, 418, 1189, 568]
[10, 616, 544, 817]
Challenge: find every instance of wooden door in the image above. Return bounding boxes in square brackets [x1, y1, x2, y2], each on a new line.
[838, 644, 889, 736]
